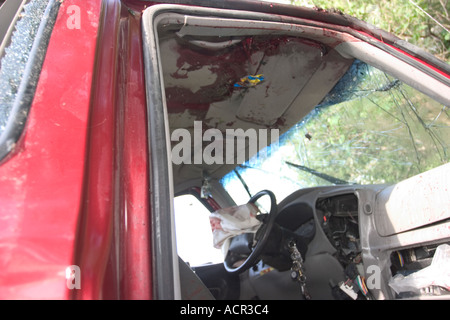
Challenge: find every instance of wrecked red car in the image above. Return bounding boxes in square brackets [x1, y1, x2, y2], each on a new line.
[0, 0, 449, 301]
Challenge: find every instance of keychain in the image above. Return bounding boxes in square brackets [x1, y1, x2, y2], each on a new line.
[289, 241, 311, 300]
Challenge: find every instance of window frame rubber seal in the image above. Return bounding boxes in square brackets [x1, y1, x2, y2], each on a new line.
[0, 0, 61, 163]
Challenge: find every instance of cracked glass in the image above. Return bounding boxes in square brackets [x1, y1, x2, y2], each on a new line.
[0, 0, 49, 134]
[221, 60, 450, 204]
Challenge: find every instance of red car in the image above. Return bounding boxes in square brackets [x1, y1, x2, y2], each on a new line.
[0, 0, 449, 301]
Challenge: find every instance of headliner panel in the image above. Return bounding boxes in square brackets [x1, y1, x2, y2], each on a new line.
[156, 14, 354, 185]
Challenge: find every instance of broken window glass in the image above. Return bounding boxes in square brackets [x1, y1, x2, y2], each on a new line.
[0, 0, 51, 141]
[221, 60, 449, 203]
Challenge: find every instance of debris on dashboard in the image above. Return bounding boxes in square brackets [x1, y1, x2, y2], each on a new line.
[388, 243, 450, 297]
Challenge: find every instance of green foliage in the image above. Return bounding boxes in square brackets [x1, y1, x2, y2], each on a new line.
[278, 65, 449, 187]
[291, 0, 450, 61]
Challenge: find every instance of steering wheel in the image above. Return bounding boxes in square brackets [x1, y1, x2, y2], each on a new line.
[224, 190, 278, 273]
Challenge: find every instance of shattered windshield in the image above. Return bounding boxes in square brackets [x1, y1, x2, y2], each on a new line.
[221, 60, 449, 205]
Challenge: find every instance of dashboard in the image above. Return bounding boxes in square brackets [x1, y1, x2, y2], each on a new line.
[250, 183, 450, 300]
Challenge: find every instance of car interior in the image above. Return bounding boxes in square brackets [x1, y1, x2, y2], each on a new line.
[142, 5, 450, 300]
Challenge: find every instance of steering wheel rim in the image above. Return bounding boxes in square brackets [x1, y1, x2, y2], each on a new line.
[224, 190, 277, 273]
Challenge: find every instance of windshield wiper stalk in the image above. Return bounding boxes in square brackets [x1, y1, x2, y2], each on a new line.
[234, 168, 252, 198]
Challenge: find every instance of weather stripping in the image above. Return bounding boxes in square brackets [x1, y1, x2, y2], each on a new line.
[0, 0, 61, 162]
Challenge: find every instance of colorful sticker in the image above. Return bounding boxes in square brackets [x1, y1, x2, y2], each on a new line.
[234, 74, 265, 88]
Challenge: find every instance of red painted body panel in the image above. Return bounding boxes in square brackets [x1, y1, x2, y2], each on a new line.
[114, 7, 152, 300]
[71, 0, 121, 299]
[0, 0, 102, 299]
[356, 30, 450, 81]
[71, 0, 151, 300]
[0, 0, 152, 299]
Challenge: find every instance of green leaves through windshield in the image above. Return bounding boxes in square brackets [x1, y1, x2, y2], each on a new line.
[221, 60, 449, 204]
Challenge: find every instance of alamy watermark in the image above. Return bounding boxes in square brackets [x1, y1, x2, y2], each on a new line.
[66, 265, 81, 290]
[171, 121, 280, 165]
[66, 5, 81, 30]
[365, 265, 381, 290]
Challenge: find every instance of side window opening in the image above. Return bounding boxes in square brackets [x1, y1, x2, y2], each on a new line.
[0, 0, 60, 161]
[174, 194, 223, 266]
